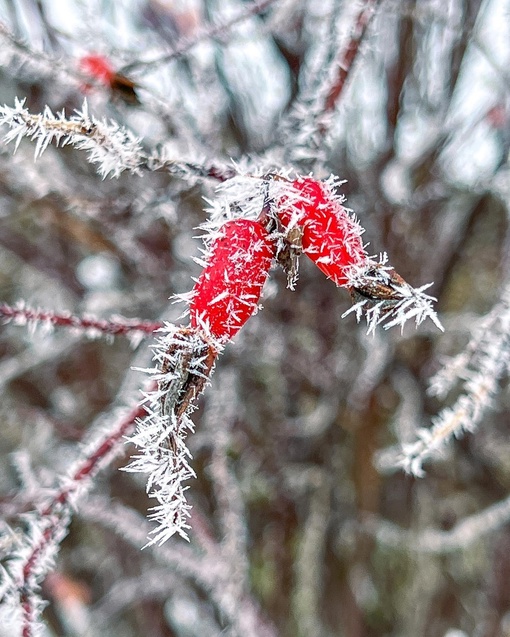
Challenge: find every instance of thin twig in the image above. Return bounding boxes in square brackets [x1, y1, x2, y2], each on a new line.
[121, 0, 281, 73]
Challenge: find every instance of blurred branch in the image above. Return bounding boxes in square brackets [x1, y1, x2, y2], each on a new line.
[204, 370, 249, 588]
[0, 21, 80, 86]
[81, 496, 278, 637]
[395, 283, 510, 476]
[278, 0, 384, 163]
[449, 0, 484, 96]
[12, 396, 149, 637]
[319, 0, 384, 131]
[361, 492, 510, 553]
[292, 474, 330, 637]
[121, 0, 282, 73]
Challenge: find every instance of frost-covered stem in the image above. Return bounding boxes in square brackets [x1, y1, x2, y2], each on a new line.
[0, 98, 143, 178]
[125, 328, 219, 543]
[361, 493, 510, 553]
[20, 511, 71, 637]
[319, 0, 383, 128]
[399, 369, 507, 476]
[122, 0, 281, 73]
[278, 0, 384, 156]
[125, 211, 276, 545]
[0, 302, 162, 339]
[0, 98, 238, 184]
[70, 400, 151, 483]
[147, 156, 237, 182]
[17, 398, 148, 636]
[428, 303, 509, 399]
[398, 287, 510, 476]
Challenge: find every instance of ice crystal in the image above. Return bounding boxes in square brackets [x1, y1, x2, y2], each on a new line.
[124, 326, 219, 543]
[343, 256, 444, 334]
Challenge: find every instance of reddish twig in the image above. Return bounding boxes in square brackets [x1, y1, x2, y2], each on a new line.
[0, 302, 162, 339]
[18, 396, 151, 637]
[319, 0, 384, 134]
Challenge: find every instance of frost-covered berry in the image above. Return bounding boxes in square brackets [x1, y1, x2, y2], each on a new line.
[279, 178, 368, 287]
[189, 219, 275, 342]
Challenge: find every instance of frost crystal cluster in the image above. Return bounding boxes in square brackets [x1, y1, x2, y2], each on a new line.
[125, 327, 219, 543]
[0, 98, 143, 178]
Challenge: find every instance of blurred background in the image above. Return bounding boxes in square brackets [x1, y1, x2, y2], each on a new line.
[1, 0, 510, 636]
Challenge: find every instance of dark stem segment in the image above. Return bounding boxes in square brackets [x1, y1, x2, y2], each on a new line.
[159, 328, 218, 423]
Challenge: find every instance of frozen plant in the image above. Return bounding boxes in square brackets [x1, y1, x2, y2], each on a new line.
[0, 1, 509, 636]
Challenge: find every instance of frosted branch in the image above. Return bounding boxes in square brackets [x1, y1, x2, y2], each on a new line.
[278, 0, 384, 162]
[6, 399, 146, 636]
[0, 98, 144, 178]
[122, 0, 281, 73]
[0, 98, 240, 184]
[396, 286, 510, 476]
[0, 302, 161, 345]
[320, 0, 384, 126]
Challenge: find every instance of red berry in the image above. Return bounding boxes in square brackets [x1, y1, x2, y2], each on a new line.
[79, 54, 139, 104]
[79, 54, 115, 86]
[279, 178, 368, 286]
[189, 219, 275, 342]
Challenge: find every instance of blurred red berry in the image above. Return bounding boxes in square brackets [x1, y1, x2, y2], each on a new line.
[79, 54, 139, 104]
[189, 219, 275, 342]
[279, 178, 368, 286]
[79, 54, 115, 86]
